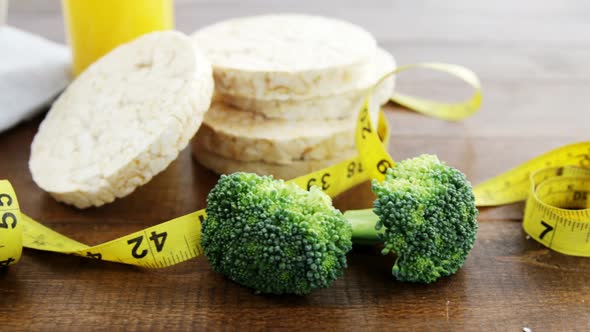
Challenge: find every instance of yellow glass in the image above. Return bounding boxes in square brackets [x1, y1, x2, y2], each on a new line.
[62, 0, 174, 76]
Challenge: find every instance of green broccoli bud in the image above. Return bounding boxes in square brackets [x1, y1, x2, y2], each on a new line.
[202, 172, 352, 295]
[345, 154, 478, 283]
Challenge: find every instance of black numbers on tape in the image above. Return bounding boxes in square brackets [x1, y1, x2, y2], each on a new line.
[0, 212, 17, 229]
[361, 124, 372, 139]
[0, 192, 19, 268]
[573, 191, 588, 201]
[0, 258, 15, 267]
[347, 161, 363, 178]
[149, 231, 168, 252]
[359, 106, 372, 139]
[359, 106, 369, 122]
[86, 252, 102, 260]
[127, 236, 148, 259]
[322, 173, 331, 190]
[539, 220, 554, 240]
[0, 193, 17, 229]
[307, 173, 330, 191]
[127, 231, 168, 259]
[376, 159, 392, 175]
[0, 194, 13, 207]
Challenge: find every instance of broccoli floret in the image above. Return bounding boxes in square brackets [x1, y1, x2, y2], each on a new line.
[202, 172, 352, 295]
[346, 154, 478, 283]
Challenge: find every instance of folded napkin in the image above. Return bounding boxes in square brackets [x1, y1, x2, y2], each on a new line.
[0, 26, 70, 133]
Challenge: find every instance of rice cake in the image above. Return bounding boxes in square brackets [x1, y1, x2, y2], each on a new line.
[218, 48, 396, 120]
[29, 31, 214, 208]
[193, 102, 380, 165]
[192, 14, 377, 99]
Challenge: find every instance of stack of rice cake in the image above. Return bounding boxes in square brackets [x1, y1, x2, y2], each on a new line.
[191, 14, 395, 179]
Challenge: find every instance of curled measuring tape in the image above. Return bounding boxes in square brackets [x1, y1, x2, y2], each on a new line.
[0, 62, 483, 268]
[473, 143, 590, 257]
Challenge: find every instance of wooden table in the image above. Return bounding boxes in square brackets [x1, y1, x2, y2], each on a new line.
[2, 1, 590, 330]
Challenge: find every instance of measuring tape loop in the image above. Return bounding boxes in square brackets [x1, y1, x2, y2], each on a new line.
[1, 62, 484, 267]
[473, 143, 590, 256]
[389, 63, 482, 121]
[351, 63, 482, 181]
[524, 167, 590, 257]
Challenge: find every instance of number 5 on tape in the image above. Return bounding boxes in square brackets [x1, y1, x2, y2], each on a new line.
[0, 180, 23, 267]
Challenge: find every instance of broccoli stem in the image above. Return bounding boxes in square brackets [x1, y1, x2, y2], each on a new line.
[343, 209, 384, 245]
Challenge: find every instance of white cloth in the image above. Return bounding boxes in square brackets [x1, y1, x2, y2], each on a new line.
[0, 26, 70, 133]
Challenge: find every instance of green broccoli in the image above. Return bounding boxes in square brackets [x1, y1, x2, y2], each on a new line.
[202, 172, 352, 295]
[345, 154, 478, 283]
[202, 155, 478, 295]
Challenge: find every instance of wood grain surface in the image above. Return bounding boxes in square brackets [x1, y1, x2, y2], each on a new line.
[2, 0, 590, 330]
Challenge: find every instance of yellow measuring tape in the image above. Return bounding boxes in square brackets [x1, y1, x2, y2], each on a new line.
[473, 143, 590, 256]
[0, 61, 585, 270]
[0, 182, 205, 268]
[390, 63, 482, 121]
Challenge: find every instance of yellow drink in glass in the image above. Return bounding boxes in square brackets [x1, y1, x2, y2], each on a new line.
[62, 0, 174, 76]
